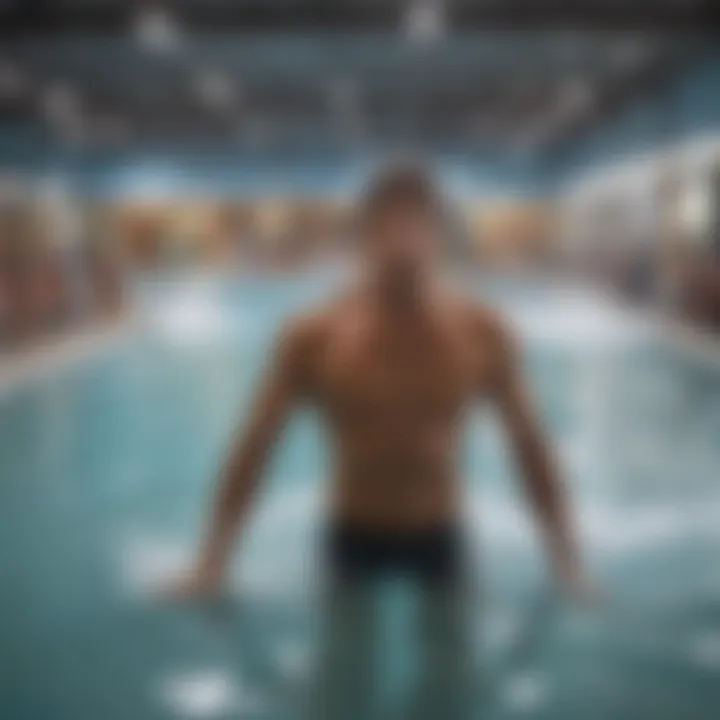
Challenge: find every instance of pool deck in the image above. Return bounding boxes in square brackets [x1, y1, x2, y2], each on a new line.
[0, 315, 135, 395]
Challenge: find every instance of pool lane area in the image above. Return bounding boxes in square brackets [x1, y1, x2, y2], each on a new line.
[1, 275, 719, 720]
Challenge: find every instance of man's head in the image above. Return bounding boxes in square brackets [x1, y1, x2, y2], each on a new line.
[357, 161, 444, 287]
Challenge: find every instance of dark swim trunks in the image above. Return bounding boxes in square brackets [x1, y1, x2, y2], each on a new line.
[326, 521, 465, 586]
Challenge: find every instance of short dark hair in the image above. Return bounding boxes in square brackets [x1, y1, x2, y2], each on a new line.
[357, 160, 444, 230]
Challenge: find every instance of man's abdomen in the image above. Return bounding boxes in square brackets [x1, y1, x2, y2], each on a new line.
[331, 458, 459, 532]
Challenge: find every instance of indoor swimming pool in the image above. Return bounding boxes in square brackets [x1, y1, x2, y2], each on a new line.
[1, 274, 719, 720]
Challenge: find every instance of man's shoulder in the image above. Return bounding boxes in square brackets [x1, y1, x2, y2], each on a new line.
[278, 293, 351, 357]
[445, 292, 519, 381]
[445, 290, 512, 344]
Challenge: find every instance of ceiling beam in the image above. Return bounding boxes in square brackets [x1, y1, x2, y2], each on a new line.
[1, 1, 719, 38]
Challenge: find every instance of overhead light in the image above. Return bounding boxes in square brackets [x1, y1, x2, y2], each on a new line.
[0, 60, 27, 100]
[135, 6, 180, 54]
[195, 71, 236, 110]
[405, 1, 446, 44]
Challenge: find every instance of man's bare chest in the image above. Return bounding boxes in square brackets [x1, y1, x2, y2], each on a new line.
[317, 328, 478, 423]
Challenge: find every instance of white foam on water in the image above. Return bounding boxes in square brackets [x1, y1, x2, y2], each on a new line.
[502, 670, 549, 712]
[466, 492, 720, 557]
[148, 294, 238, 346]
[117, 534, 193, 596]
[116, 529, 312, 602]
[465, 496, 532, 548]
[116, 482, 321, 599]
[116, 483, 720, 601]
[159, 668, 266, 718]
[506, 292, 655, 350]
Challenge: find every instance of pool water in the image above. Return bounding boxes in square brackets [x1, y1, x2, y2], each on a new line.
[1, 275, 719, 720]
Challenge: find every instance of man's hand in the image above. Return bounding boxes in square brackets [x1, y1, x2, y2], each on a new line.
[485, 313, 592, 610]
[164, 562, 224, 602]
[161, 317, 314, 604]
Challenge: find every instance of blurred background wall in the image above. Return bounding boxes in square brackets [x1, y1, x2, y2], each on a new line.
[0, 2, 719, 341]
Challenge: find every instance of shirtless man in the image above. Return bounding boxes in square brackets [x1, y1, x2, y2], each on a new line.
[175, 163, 588, 718]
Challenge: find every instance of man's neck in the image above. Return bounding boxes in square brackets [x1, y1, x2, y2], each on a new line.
[367, 272, 436, 319]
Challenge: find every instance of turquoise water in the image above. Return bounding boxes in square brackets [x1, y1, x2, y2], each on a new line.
[1, 275, 719, 719]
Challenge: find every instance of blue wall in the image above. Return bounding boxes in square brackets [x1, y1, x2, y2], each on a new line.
[0, 137, 552, 199]
[75, 154, 549, 199]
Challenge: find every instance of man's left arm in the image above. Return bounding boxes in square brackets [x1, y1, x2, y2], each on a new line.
[487, 319, 589, 599]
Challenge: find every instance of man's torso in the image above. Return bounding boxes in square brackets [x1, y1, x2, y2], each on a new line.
[289, 286, 504, 530]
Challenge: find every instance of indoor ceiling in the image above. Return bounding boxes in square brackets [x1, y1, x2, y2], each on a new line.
[0, 1, 717, 156]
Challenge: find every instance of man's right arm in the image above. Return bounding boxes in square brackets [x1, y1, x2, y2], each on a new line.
[175, 316, 318, 597]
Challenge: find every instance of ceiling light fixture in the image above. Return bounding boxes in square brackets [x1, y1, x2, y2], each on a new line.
[405, 1, 446, 44]
[135, 6, 180, 54]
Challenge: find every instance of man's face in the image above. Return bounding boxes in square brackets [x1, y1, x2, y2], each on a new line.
[364, 204, 440, 283]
